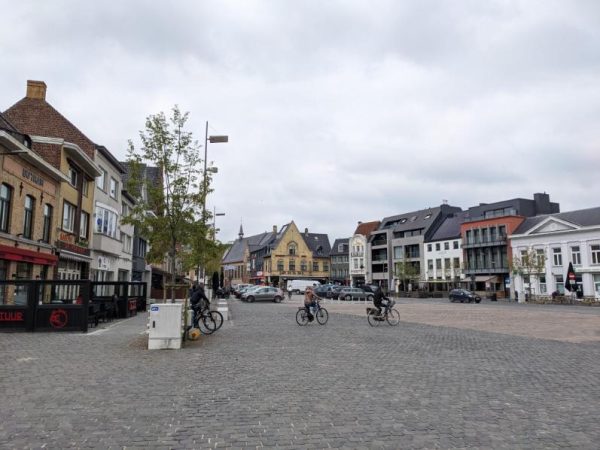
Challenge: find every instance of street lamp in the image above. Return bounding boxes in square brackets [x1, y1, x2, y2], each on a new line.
[202, 121, 228, 219]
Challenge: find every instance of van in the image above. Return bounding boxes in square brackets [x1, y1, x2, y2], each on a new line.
[286, 279, 321, 294]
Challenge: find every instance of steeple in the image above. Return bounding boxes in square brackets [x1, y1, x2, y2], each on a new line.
[238, 223, 244, 240]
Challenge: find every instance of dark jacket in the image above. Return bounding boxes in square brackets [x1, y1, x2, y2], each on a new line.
[373, 287, 386, 306]
[191, 286, 209, 308]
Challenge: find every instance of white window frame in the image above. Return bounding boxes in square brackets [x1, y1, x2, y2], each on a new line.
[591, 244, 600, 265]
[62, 202, 75, 232]
[80, 211, 89, 239]
[109, 177, 118, 199]
[552, 248, 562, 266]
[97, 168, 107, 192]
[571, 246, 581, 266]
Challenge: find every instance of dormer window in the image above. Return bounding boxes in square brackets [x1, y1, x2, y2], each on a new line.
[288, 242, 297, 255]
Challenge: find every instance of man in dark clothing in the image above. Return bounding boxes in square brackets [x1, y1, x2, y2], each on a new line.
[373, 285, 389, 317]
[191, 282, 210, 311]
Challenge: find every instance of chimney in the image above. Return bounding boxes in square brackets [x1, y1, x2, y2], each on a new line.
[27, 80, 47, 100]
[273, 225, 277, 234]
[357, 221, 363, 225]
[304, 228, 308, 235]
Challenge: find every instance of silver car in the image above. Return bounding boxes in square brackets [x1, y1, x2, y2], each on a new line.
[337, 287, 374, 301]
[242, 286, 285, 303]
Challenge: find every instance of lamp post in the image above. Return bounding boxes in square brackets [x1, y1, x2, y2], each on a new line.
[200, 121, 228, 284]
[212, 207, 225, 240]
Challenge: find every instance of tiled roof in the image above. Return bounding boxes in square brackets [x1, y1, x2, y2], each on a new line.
[330, 238, 349, 256]
[4, 96, 96, 159]
[354, 221, 380, 236]
[222, 231, 274, 263]
[302, 232, 331, 257]
[513, 207, 600, 234]
[376, 205, 461, 234]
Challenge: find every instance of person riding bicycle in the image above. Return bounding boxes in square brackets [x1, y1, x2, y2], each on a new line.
[190, 283, 210, 326]
[373, 285, 390, 318]
[304, 286, 320, 321]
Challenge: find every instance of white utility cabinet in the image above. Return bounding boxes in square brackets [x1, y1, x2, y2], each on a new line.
[147, 303, 183, 350]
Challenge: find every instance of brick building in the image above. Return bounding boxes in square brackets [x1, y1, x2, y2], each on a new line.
[0, 113, 69, 304]
[4, 81, 102, 300]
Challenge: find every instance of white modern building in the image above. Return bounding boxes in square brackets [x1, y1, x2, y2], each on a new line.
[510, 207, 600, 300]
[424, 212, 466, 291]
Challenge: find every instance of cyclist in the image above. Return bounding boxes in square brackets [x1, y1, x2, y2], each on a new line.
[190, 282, 210, 326]
[304, 286, 320, 321]
[373, 285, 390, 318]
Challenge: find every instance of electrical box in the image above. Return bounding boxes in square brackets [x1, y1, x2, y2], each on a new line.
[147, 303, 183, 350]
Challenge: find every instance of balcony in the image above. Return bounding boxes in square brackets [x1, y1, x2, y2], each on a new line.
[350, 251, 364, 257]
[463, 266, 508, 274]
[461, 236, 507, 249]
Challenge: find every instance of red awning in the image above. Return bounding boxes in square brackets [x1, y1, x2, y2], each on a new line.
[0, 244, 58, 266]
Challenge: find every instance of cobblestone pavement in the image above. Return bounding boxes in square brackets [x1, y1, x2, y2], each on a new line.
[1, 298, 599, 449]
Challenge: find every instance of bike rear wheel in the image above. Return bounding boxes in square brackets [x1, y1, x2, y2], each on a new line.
[367, 311, 383, 327]
[386, 308, 400, 326]
[316, 308, 328, 325]
[296, 309, 309, 326]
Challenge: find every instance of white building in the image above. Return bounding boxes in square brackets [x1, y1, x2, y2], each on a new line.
[424, 212, 466, 291]
[349, 221, 380, 287]
[90, 145, 128, 293]
[509, 207, 600, 299]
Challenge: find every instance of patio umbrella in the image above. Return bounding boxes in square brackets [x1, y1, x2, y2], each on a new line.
[564, 262, 576, 292]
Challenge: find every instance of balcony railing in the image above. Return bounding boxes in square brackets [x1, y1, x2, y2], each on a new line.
[462, 236, 507, 248]
[463, 267, 508, 274]
[350, 251, 364, 257]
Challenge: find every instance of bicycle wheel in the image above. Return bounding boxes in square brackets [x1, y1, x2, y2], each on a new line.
[316, 308, 328, 325]
[367, 311, 382, 327]
[199, 315, 217, 335]
[296, 309, 309, 326]
[209, 310, 224, 331]
[386, 308, 400, 326]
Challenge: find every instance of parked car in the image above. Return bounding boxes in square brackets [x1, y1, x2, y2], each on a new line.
[329, 285, 345, 299]
[361, 284, 381, 294]
[314, 285, 337, 298]
[242, 286, 285, 303]
[337, 287, 374, 301]
[449, 289, 481, 303]
[235, 285, 257, 298]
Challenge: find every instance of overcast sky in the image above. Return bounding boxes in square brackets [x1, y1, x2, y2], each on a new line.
[2, 0, 600, 244]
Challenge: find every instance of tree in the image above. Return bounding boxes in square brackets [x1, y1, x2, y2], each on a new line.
[394, 261, 421, 291]
[510, 247, 547, 298]
[124, 105, 217, 302]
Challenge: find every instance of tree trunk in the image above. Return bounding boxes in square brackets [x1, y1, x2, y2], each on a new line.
[170, 244, 177, 304]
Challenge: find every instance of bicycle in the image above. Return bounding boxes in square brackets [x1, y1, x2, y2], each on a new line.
[366, 299, 400, 326]
[296, 299, 328, 326]
[187, 303, 224, 337]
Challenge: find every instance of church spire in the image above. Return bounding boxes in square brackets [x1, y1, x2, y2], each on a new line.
[238, 222, 244, 240]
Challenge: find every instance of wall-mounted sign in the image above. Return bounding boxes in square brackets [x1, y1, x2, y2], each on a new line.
[0, 311, 24, 322]
[22, 168, 44, 186]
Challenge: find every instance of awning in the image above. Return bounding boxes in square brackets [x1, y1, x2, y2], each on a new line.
[58, 250, 92, 262]
[474, 275, 500, 282]
[0, 244, 58, 265]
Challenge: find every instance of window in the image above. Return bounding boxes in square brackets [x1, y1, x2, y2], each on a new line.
[137, 239, 147, 258]
[97, 168, 106, 191]
[498, 225, 506, 238]
[42, 204, 53, 243]
[109, 178, 118, 199]
[313, 262, 319, 271]
[453, 241, 459, 249]
[95, 206, 119, 239]
[23, 195, 34, 239]
[555, 275, 564, 294]
[571, 246, 581, 266]
[300, 260, 307, 271]
[123, 234, 132, 253]
[427, 259, 433, 272]
[289, 260, 296, 271]
[536, 249, 545, 265]
[82, 179, 89, 197]
[594, 274, 600, 296]
[444, 242, 449, 250]
[393, 246, 402, 259]
[323, 262, 329, 272]
[427, 244, 432, 252]
[62, 202, 76, 232]
[552, 248, 562, 266]
[68, 166, 78, 187]
[0, 184, 12, 232]
[288, 243, 297, 255]
[122, 203, 130, 217]
[539, 275, 547, 294]
[592, 245, 600, 265]
[435, 243, 440, 251]
[80, 211, 89, 239]
[277, 260, 284, 271]
[436, 259, 442, 270]
[453, 257, 460, 271]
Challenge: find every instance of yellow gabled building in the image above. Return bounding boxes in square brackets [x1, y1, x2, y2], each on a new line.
[263, 221, 331, 287]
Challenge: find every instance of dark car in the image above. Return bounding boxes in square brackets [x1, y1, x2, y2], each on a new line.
[314, 285, 338, 298]
[449, 289, 481, 303]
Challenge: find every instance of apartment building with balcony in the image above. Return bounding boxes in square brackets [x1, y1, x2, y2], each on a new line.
[369, 204, 462, 292]
[424, 211, 466, 292]
[510, 207, 600, 299]
[461, 192, 559, 296]
[349, 221, 380, 287]
[4, 81, 101, 298]
[330, 238, 350, 285]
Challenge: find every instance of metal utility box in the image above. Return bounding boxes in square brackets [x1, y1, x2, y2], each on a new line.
[147, 303, 183, 350]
